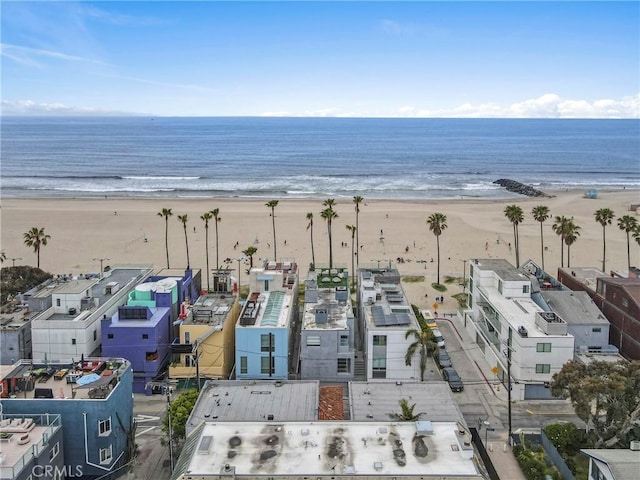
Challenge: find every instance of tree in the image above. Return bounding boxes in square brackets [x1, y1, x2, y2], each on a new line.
[163, 389, 199, 440]
[306, 212, 316, 269]
[551, 360, 640, 448]
[426, 213, 447, 285]
[594, 208, 615, 273]
[200, 212, 213, 290]
[266, 200, 279, 261]
[242, 246, 258, 269]
[353, 195, 364, 269]
[211, 208, 221, 269]
[552, 215, 571, 268]
[157, 208, 173, 268]
[564, 220, 581, 268]
[177, 214, 190, 269]
[504, 204, 524, 268]
[346, 225, 356, 289]
[389, 398, 425, 421]
[404, 327, 437, 381]
[0, 250, 6, 264]
[532, 205, 550, 271]
[321, 199, 338, 268]
[633, 224, 640, 247]
[23, 227, 51, 269]
[618, 215, 639, 272]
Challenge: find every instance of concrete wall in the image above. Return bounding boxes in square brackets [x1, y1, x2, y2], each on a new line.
[300, 328, 354, 381]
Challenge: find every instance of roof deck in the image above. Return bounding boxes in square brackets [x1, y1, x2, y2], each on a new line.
[238, 290, 293, 328]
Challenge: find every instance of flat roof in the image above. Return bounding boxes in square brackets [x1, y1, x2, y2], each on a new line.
[303, 288, 352, 330]
[237, 290, 294, 329]
[472, 258, 526, 282]
[558, 267, 605, 290]
[361, 267, 419, 331]
[542, 291, 609, 326]
[349, 382, 466, 424]
[183, 291, 238, 326]
[178, 420, 479, 477]
[581, 449, 640, 480]
[109, 306, 170, 328]
[187, 380, 319, 432]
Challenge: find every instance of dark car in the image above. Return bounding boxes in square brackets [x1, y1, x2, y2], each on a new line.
[436, 350, 452, 368]
[442, 367, 464, 392]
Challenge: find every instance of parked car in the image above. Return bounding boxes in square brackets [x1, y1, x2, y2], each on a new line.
[431, 328, 445, 348]
[442, 367, 464, 392]
[436, 349, 452, 368]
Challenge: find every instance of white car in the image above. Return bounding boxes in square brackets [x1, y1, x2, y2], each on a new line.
[431, 328, 445, 348]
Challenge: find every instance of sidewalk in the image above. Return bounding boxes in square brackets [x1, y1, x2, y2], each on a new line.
[485, 431, 526, 480]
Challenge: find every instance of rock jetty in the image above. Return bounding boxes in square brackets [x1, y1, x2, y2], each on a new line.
[493, 179, 552, 198]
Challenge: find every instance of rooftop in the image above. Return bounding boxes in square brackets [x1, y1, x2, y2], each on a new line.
[581, 448, 640, 480]
[187, 380, 319, 433]
[175, 420, 480, 478]
[472, 258, 529, 282]
[541, 291, 609, 326]
[238, 290, 294, 328]
[182, 291, 238, 327]
[303, 286, 352, 331]
[360, 267, 418, 331]
[558, 267, 606, 290]
[0, 358, 130, 401]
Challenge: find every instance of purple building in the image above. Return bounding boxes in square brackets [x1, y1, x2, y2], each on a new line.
[102, 305, 171, 395]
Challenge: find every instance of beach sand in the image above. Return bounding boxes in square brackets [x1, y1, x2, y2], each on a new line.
[1, 190, 638, 311]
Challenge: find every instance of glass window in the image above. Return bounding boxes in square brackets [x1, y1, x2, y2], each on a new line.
[498, 280, 503, 294]
[535, 364, 551, 374]
[56, 299, 61, 307]
[372, 358, 386, 378]
[339, 335, 349, 347]
[337, 358, 351, 373]
[185, 354, 196, 367]
[536, 343, 551, 353]
[592, 327, 602, 333]
[261, 334, 275, 352]
[261, 356, 274, 375]
[373, 335, 387, 346]
[107, 333, 114, 339]
[93, 330, 97, 341]
[50, 442, 60, 461]
[100, 445, 113, 464]
[142, 334, 149, 340]
[306, 336, 321, 346]
[522, 285, 530, 294]
[98, 417, 112, 436]
[71, 338, 76, 345]
[240, 356, 247, 374]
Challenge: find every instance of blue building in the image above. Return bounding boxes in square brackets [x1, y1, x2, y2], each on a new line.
[0, 358, 134, 480]
[235, 261, 298, 379]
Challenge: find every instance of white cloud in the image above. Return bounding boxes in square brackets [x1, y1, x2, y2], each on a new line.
[0, 43, 108, 68]
[380, 19, 416, 37]
[1, 100, 139, 116]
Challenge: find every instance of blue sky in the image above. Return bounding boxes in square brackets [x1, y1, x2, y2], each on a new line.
[1, 1, 639, 118]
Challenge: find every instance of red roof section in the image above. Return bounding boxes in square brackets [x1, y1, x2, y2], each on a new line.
[318, 385, 344, 420]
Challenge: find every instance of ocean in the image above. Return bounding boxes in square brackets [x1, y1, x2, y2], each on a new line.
[1, 117, 638, 200]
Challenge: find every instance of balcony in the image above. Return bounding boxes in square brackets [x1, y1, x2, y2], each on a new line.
[171, 337, 193, 354]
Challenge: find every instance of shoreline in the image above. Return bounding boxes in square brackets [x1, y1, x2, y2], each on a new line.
[2, 189, 637, 312]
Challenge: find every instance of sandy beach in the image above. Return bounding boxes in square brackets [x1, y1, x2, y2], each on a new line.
[1, 190, 638, 311]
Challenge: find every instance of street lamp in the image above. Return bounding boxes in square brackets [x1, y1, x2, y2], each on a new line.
[9, 257, 22, 267]
[460, 259, 467, 292]
[93, 257, 110, 278]
[236, 256, 246, 297]
[478, 419, 495, 446]
[164, 385, 174, 470]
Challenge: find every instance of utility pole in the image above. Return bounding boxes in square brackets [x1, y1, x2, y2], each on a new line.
[166, 385, 174, 470]
[93, 257, 110, 278]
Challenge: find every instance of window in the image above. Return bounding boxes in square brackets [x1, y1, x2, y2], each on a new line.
[372, 358, 386, 378]
[261, 356, 274, 375]
[522, 285, 530, 294]
[337, 358, 351, 374]
[56, 299, 61, 307]
[142, 334, 149, 340]
[184, 332, 190, 343]
[49, 442, 60, 461]
[100, 445, 113, 464]
[93, 330, 97, 341]
[498, 280, 504, 295]
[263, 280, 270, 291]
[339, 335, 349, 347]
[592, 327, 602, 333]
[71, 338, 76, 345]
[261, 334, 275, 352]
[107, 333, 114, 339]
[185, 354, 196, 367]
[240, 356, 247, 374]
[536, 343, 551, 353]
[307, 336, 321, 346]
[535, 364, 551, 374]
[99, 417, 112, 436]
[373, 335, 387, 346]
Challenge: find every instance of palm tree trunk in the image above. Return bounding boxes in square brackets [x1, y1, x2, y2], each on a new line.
[436, 234, 441, 284]
[540, 222, 545, 271]
[602, 226, 606, 273]
[272, 210, 277, 262]
[215, 223, 220, 269]
[184, 227, 190, 269]
[328, 220, 333, 268]
[165, 219, 170, 268]
[310, 224, 316, 267]
[515, 224, 520, 268]
[351, 234, 355, 289]
[560, 236, 564, 268]
[355, 212, 360, 269]
[205, 225, 210, 290]
[37, 248, 40, 269]
[626, 233, 631, 272]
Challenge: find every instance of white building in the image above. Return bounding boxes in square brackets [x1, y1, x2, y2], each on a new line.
[30, 266, 153, 361]
[461, 259, 575, 400]
[358, 265, 422, 380]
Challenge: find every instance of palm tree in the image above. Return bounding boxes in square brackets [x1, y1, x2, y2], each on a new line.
[266, 200, 279, 261]
[321, 200, 339, 268]
[353, 195, 364, 269]
[594, 208, 615, 273]
[211, 208, 221, 269]
[0, 250, 6, 264]
[404, 328, 437, 381]
[242, 246, 258, 269]
[504, 204, 524, 268]
[532, 205, 550, 271]
[201, 211, 213, 290]
[564, 221, 581, 268]
[23, 227, 51, 269]
[389, 398, 425, 421]
[633, 224, 640, 247]
[346, 225, 356, 289]
[177, 214, 190, 269]
[618, 215, 639, 272]
[427, 212, 447, 285]
[306, 212, 316, 269]
[552, 215, 571, 268]
[157, 208, 173, 268]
